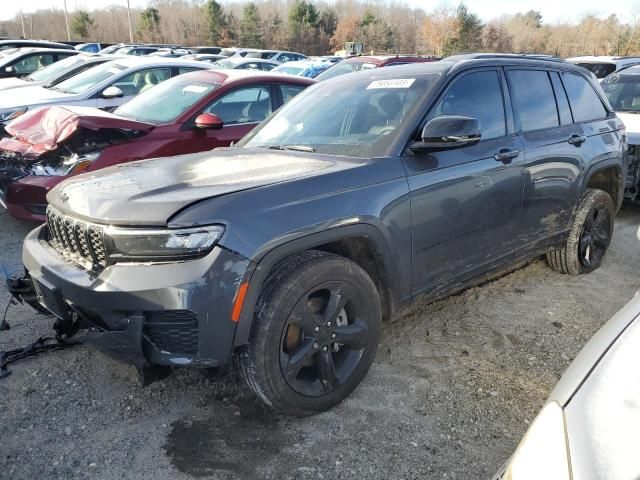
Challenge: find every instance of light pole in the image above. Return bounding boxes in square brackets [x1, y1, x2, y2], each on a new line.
[63, 0, 71, 40]
[127, 0, 133, 42]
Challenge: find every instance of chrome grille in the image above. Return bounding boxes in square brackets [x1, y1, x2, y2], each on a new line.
[46, 206, 107, 268]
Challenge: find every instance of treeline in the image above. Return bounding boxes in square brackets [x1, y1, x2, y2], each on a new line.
[2, 0, 640, 57]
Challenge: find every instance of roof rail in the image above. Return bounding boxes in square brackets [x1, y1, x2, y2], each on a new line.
[444, 53, 566, 63]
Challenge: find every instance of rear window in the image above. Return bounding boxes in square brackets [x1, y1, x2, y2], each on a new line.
[562, 72, 608, 122]
[576, 62, 615, 79]
[507, 70, 559, 132]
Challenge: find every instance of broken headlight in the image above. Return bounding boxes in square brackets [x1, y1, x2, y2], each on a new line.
[62, 151, 101, 175]
[104, 225, 225, 262]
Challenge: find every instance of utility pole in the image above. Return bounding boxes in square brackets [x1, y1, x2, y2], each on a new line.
[19, 11, 26, 38]
[63, 0, 71, 41]
[127, 0, 134, 42]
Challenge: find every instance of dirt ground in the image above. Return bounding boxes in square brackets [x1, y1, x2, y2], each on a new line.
[1, 205, 639, 480]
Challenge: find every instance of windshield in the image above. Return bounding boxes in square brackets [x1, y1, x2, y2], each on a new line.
[55, 62, 126, 94]
[276, 65, 304, 76]
[215, 59, 238, 69]
[315, 59, 379, 81]
[601, 73, 640, 111]
[240, 73, 440, 157]
[115, 76, 219, 124]
[576, 62, 616, 79]
[26, 55, 84, 82]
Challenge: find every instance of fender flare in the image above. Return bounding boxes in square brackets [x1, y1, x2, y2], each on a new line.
[232, 223, 401, 347]
[580, 158, 624, 210]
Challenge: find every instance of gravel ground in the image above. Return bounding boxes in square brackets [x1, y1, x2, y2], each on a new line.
[1, 205, 640, 480]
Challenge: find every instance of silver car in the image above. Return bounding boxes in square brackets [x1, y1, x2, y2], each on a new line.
[494, 293, 640, 480]
[0, 54, 123, 92]
[0, 57, 211, 124]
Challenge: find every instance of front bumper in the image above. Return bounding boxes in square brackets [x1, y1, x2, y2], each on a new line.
[22, 225, 250, 368]
[2, 174, 65, 222]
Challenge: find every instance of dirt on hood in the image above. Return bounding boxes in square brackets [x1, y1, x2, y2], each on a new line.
[0, 105, 154, 159]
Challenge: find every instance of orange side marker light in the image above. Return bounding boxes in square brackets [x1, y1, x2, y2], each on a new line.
[231, 282, 249, 322]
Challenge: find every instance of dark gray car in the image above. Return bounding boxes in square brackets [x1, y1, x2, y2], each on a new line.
[12, 55, 626, 416]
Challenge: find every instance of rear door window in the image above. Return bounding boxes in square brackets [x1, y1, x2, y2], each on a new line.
[550, 72, 573, 125]
[428, 70, 506, 140]
[507, 70, 559, 132]
[11, 53, 55, 74]
[562, 72, 608, 122]
[278, 84, 306, 104]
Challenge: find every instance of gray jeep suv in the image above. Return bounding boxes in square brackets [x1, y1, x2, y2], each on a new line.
[14, 55, 626, 415]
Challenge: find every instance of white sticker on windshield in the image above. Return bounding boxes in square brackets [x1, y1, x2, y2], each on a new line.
[367, 78, 415, 89]
[183, 84, 208, 93]
[108, 67, 123, 74]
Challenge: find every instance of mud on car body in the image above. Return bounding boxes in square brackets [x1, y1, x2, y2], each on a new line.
[0, 70, 314, 222]
[14, 55, 625, 416]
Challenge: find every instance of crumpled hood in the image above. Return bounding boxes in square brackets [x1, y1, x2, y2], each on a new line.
[616, 111, 640, 145]
[0, 105, 154, 158]
[48, 148, 352, 225]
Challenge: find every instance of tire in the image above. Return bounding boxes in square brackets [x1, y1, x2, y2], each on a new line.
[238, 250, 382, 416]
[546, 188, 614, 275]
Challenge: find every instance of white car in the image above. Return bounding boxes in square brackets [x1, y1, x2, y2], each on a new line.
[600, 66, 640, 200]
[566, 56, 640, 82]
[494, 293, 640, 480]
[0, 57, 210, 125]
[0, 54, 122, 92]
[244, 50, 308, 64]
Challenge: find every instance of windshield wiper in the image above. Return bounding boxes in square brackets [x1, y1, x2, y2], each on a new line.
[262, 144, 316, 153]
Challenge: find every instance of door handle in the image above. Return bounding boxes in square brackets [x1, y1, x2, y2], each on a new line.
[494, 149, 520, 163]
[568, 134, 587, 146]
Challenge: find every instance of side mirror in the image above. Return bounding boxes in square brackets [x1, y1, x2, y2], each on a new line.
[100, 86, 124, 99]
[4, 66, 15, 74]
[194, 112, 223, 130]
[412, 115, 481, 151]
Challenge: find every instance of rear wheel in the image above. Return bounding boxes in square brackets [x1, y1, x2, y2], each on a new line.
[239, 251, 381, 416]
[546, 188, 614, 275]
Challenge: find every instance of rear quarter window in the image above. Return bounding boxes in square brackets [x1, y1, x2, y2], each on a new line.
[562, 72, 608, 122]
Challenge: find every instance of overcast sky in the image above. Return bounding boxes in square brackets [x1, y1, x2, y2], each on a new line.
[1, 0, 636, 23]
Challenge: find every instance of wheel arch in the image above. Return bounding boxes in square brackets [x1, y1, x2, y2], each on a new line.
[581, 160, 624, 212]
[232, 223, 402, 348]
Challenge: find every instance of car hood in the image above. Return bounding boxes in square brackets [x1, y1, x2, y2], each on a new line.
[0, 84, 72, 110]
[0, 77, 31, 91]
[0, 105, 155, 158]
[616, 111, 640, 145]
[48, 148, 354, 226]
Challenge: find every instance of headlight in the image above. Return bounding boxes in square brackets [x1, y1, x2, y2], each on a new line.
[503, 402, 571, 480]
[63, 151, 101, 174]
[104, 225, 225, 262]
[0, 108, 27, 122]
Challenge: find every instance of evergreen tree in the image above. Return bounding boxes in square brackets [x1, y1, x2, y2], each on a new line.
[137, 7, 161, 43]
[70, 10, 94, 39]
[240, 3, 263, 48]
[205, 0, 226, 44]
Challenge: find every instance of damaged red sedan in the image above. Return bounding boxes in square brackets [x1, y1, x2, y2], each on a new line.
[0, 69, 314, 221]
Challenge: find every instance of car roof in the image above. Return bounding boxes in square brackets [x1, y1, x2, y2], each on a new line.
[220, 57, 278, 64]
[0, 39, 72, 48]
[176, 68, 316, 85]
[566, 55, 640, 64]
[105, 56, 210, 69]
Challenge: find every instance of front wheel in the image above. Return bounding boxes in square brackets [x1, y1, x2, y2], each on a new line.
[239, 251, 381, 416]
[546, 188, 614, 275]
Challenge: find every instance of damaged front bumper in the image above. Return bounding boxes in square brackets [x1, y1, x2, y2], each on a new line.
[18, 225, 250, 370]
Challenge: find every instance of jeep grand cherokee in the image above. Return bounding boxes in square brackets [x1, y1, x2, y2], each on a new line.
[14, 55, 626, 416]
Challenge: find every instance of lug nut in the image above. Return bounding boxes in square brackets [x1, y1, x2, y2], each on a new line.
[314, 326, 320, 333]
[313, 342, 319, 349]
[322, 346, 328, 352]
[331, 333, 337, 339]
[326, 321, 332, 327]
